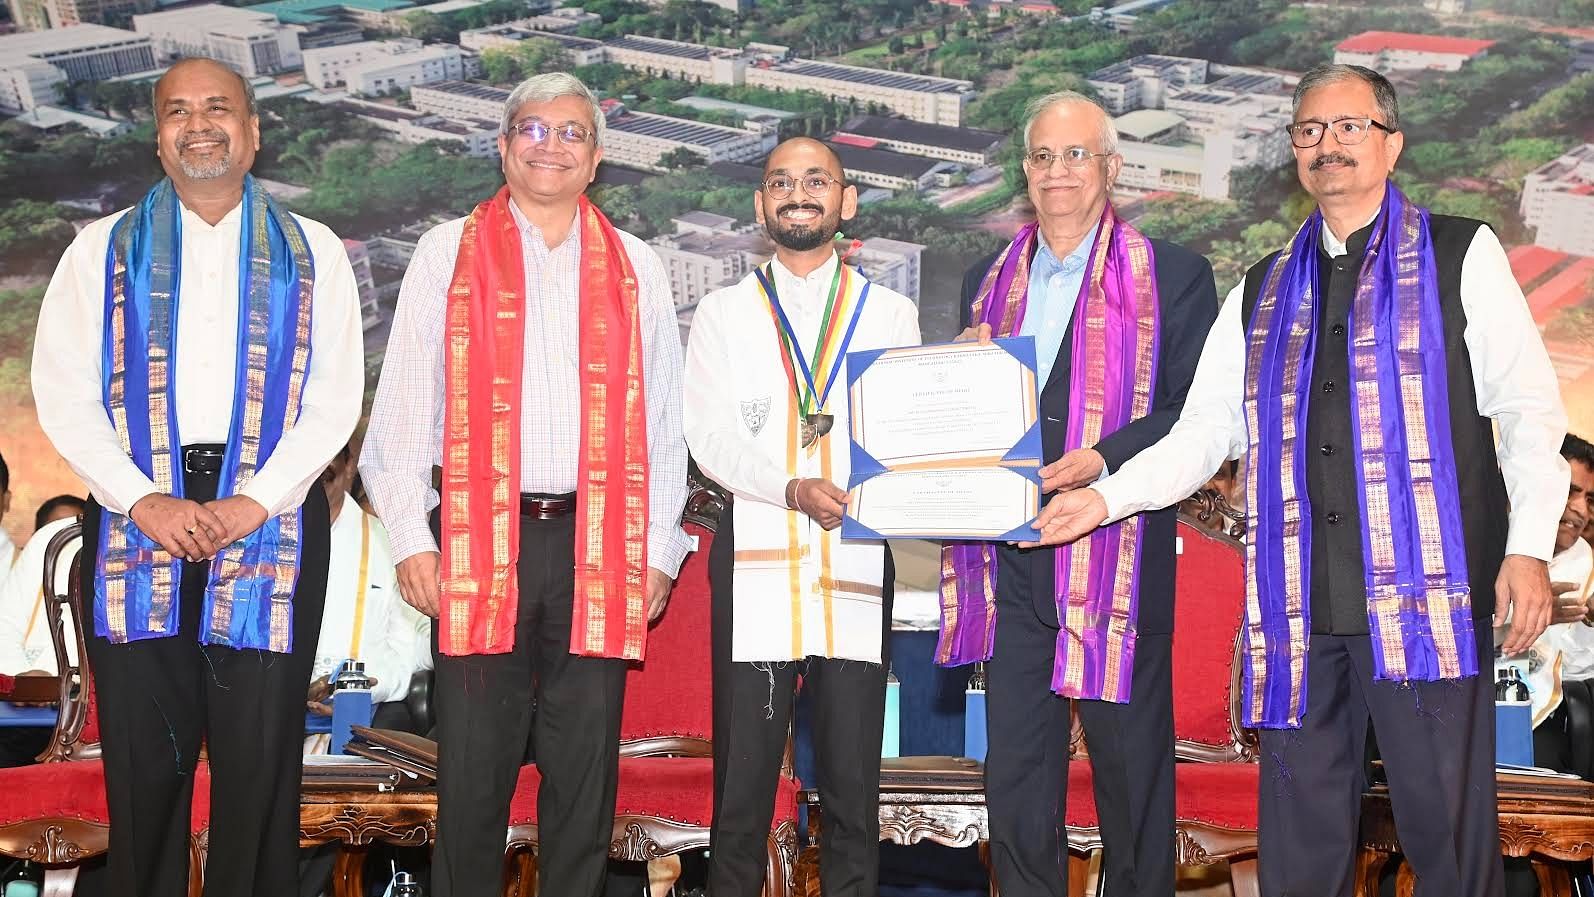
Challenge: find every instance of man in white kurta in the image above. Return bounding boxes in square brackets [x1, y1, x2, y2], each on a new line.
[685, 138, 920, 897]
[306, 446, 430, 735]
[0, 515, 79, 766]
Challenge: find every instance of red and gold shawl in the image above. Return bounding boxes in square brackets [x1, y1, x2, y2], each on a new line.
[439, 189, 650, 659]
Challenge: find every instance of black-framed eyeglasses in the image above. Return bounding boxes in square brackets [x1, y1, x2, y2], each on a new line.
[1023, 146, 1114, 170]
[762, 173, 842, 199]
[506, 118, 593, 145]
[1285, 116, 1396, 149]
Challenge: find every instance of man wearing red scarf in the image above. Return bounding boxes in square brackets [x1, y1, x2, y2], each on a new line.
[360, 72, 692, 897]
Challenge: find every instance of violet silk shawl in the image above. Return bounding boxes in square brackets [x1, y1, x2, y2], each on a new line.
[1242, 182, 1473, 729]
[938, 205, 1161, 703]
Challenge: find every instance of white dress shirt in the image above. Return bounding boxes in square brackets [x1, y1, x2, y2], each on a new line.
[0, 517, 79, 676]
[31, 201, 365, 518]
[1094, 221, 1569, 563]
[312, 492, 428, 704]
[685, 254, 922, 662]
[359, 203, 693, 577]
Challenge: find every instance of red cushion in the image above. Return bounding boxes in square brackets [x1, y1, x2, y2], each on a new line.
[0, 760, 211, 830]
[1065, 761, 1258, 832]
[508, 757, 797, 829]
[620, 523, 713, 744]
[1171, 521, 1245, 749]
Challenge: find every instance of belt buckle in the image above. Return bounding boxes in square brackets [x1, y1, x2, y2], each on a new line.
[182, 448, 199, 474]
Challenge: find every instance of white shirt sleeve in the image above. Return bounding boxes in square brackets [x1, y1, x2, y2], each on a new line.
[1459, 225, 1569, 561]
[683, 290, 796, 508]
[359, 224, 453, 565]
[1093, 280, 1248, 521]
[238, 218, 365, 518]
[365, 532, 419, 704]
[633, 244, 693, 579]
[31, 213, 163, 515]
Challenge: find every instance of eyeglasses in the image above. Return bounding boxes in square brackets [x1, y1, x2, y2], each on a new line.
[1285, 116, 1395, 149]
[506, 118, 593, 145]
[762, 174, 842, 200]
[1023, 146, 1113, 170]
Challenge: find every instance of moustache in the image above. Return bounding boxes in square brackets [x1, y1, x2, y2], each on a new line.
[776, 203, 825, 219]
[178, 130, 229, 151]
[1310, 152, 1357, 170]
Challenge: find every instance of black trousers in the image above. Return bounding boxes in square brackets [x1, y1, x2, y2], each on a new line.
[430, 513, 627, 897]
[1258, 620, 1501, 897]
[708, 503, 893, 897]
[81, 470, 329, 897]
[984, 547, 1175, 897]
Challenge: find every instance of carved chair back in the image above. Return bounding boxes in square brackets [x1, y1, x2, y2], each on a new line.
[40, 523, 99, 761]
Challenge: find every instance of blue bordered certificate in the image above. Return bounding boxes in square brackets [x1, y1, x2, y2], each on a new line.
[841, 337, 1042, 541]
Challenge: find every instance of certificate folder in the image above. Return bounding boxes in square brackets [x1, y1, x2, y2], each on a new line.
[841, 337, 1043, 542]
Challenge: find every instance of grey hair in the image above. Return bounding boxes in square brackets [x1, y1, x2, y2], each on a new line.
[1021, 90, 1118, 155]
[1292, 63, 1400, 131]
[500, 71, 605, 146]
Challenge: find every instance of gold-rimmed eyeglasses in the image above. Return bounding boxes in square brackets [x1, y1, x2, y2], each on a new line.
[1023, 146, 1114, 170]
[506, 118, 593, 145]
[762, 173, 842, 199]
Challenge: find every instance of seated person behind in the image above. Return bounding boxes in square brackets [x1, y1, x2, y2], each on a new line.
[0, 495, 88, 766]
[307, 445, 430, 736]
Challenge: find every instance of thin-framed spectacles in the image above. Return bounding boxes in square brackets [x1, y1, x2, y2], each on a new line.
[507, 118, 593, 145]
[762, 173, 842, 200]
[1023, 146, 1114, 171]
[1285, 116, 1395, 149]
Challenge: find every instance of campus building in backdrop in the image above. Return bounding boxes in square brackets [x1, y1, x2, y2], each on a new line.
[1332, 31, 1496, 71]
[0, 24, 156, 113]
[1521, 144, 1594, 257]
[459, 21, 607, 65]
[743, 59, 974, 126]
[6, 0, 153, 32]
[302, 38, 469, 94]
[132, 5, 302, 77]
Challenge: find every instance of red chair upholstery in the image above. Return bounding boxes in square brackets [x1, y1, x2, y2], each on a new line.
[0, 523, 212, 896]
[1065, 514, 1260, 897]
[504, 508, 800, 897]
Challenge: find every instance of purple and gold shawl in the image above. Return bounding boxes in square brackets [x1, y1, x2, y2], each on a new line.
[1242, 182, 1473, 729]
[938, 205, 1161, 703]
[96, 175, 315, 653]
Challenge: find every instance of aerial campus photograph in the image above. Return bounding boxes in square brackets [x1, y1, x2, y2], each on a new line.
[0, 0, 1591, 893]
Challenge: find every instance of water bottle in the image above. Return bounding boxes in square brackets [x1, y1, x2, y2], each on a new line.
[385, 870, 422, 897]
[1494, 666, 1533, 767]
[881, 665, 900, 758]
[330, 659, 375, 755]
[2, 861, 39, 897]
[964, 662, 987, 762]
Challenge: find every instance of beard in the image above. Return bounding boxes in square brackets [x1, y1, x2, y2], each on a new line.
[766, 202, 841, 252]
[176, 130, 233, 180]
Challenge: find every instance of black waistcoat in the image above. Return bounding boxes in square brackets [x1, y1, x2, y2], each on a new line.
[1239, 214, 1509, 635]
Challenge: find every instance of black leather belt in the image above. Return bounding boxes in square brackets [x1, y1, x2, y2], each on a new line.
[520, 493, 576, 519]
[182, 444, 227, 475]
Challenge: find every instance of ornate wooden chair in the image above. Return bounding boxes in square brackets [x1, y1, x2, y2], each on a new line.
[503, 481, 800, 897]
[1065, 507, 1260, 897]
[0, 523, 213, 895]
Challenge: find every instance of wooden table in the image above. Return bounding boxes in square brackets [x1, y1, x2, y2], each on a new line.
[1359, 772, 1594, 896]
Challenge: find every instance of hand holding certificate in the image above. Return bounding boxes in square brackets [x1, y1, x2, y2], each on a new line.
[841, 337, 1042, 541]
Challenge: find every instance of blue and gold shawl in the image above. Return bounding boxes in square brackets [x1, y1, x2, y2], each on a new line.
[1242, 182, 1473, 729]
[96, 175, 315, 653]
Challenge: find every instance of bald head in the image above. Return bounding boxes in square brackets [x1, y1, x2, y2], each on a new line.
[763, 137, 844, 180]
[156, 58, 255, 118]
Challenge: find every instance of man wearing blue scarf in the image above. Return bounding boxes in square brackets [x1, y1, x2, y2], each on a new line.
[32, 58, 363, 896]
[1032, 64, 1569, 896]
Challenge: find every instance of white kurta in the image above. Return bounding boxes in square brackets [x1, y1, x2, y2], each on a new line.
[685, 254, 921, 663]
[0, 517, 79, 676]
[311, 493, 429, 704]
[0, 528, 15, 593]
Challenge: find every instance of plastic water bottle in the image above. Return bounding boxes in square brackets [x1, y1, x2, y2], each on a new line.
[385, 870, 422, 897]
[1494, 667, 1533, 767]
[881, 665, 900, 758]
[964, 662, 987, 762]
[331, 659, 375, 755]
[3, 862, 40, 897]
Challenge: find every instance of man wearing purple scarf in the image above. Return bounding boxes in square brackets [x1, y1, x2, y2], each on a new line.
[942, 91, 1217, 896]
[1037, 65, 1569, 896]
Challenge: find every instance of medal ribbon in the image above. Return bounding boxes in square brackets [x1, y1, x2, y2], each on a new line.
[754, 260, 871, 416]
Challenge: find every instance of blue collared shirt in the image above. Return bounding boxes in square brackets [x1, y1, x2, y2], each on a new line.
[1021, 222, 1099, 386]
